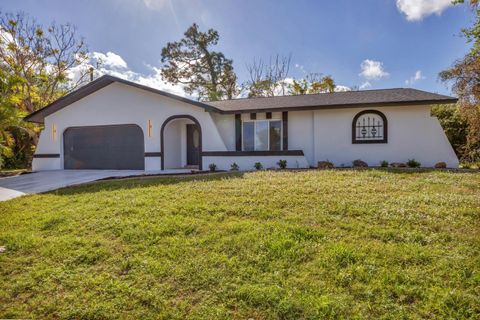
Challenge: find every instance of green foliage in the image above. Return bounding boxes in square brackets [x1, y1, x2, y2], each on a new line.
[208, 163, 217, 172]
[432, 104, 469, 158]
[407, 159, 421, 168]
[277, 159, 287, 169]
[161, 23, 238, 101]
[254, 162, 263, 170]
[0, 170, 479, 318]
[230, 162, 239, 171]
[440, 1, 480, 163]
[453, 1, 480, 55]
[289, 74, 336, 95]
[0, 11, 91, 169]
[380, 160, 389, 167]
[0, 70, 26, 168]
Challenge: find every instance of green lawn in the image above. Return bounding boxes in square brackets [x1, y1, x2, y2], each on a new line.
[0, 170, 479, 319]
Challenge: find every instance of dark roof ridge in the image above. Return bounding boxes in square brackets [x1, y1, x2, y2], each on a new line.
[206, 87, 453, 103]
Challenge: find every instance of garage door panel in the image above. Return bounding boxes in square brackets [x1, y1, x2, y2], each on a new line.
[64, 124, 144, 170]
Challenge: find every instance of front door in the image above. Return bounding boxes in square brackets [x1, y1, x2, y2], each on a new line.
[186, 124, 200, 166]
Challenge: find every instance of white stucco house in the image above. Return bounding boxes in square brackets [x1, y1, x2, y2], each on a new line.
[25, 75, 459, 171]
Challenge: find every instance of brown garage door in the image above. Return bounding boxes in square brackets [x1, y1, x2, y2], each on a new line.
[63, 124, 144, 170]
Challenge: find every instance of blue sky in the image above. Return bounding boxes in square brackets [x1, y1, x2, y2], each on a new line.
[2, 0, 474, 95]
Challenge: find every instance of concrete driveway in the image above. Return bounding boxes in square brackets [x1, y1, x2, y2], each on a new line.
[0, 169, 190, 201]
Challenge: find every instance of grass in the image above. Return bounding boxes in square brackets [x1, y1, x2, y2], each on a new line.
[0, 170, 479, 319]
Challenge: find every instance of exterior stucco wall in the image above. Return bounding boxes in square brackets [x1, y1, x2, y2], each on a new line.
[288, 105, 458, 168]
[314, 106, 458, 167]
[33, 81, 459, 171]
[33, 82, 227, 171]
[210, 112, 235, 151]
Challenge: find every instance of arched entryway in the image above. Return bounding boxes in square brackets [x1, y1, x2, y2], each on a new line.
[160, 115, 202, 170]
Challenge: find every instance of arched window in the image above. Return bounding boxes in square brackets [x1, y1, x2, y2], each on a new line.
[352, 110, 387, 144]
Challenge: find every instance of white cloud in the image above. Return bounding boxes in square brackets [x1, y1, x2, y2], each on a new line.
[405, 70, 426, 86]
[360, 81, 372, 90]
[91, 51, 128, 70]
[359, 59, 389, 81]
[68, 51, 186, 97]
[334, 85, 351, 92]
[396, 0, 452, 21]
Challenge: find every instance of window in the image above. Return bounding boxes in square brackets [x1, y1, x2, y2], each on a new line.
[242, 120, 282, 151]
[352, 110, 387, 144]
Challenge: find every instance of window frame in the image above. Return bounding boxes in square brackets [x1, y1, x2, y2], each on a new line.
[242, 119, 283, 151]
[352, 110, 388, 144]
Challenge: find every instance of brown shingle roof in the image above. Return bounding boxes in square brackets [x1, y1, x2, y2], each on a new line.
[207, 88, 457, 113]
[25, 75, 457, 123]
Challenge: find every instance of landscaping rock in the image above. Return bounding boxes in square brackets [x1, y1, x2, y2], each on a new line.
[317, 161, 334, 169]
[352, 159, 368, 168]
[434, 162, 447, 169]
[390, 162, 407, 168]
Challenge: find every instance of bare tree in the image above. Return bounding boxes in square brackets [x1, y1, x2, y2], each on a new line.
[244, 54, 291, 97]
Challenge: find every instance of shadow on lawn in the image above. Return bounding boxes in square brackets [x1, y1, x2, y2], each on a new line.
[48, 171, 246, 196]
[45, 167, 478, 197]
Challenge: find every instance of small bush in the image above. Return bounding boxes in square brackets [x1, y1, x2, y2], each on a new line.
[390, 162, 407, 168]
[277, 159, 287, 169]
[352, 159, 368, 168]
[380, 160, 389, 167]
[254, 162, 263, 170]
[208, 163, 217, 172]
[318, 161, 334, 169]
[434, 162, 447, 169]
[230, 162, 239, 171]
[407, 159, 421, 168]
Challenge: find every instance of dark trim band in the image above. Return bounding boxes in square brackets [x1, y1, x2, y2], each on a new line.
[33, 153, 60, 158]
[218, 99, 458, 114]
[235, 114, 242, 151]
[144, 152, 162, 157]
[282, 111, 288, 150]
[202, 150, 304, 156]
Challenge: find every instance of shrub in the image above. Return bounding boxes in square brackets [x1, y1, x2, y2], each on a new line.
[318, 161, 334, 169]
[380, 160, 389, 167]
[230, 162, 239, 171]
[277, 159, 287, 169]
[352, 159, 368, 168]
[434, 162, 447, 169]
[208, 163, 217, 172]
[407, 159, 421, 168]
[254, 162, 263, 170]
[390, 162, 407, 168]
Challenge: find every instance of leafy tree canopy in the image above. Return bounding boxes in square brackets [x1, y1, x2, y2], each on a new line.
[161, 23, 238, 101]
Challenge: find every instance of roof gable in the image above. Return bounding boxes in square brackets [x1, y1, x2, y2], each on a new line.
[24, 75, 221, 123]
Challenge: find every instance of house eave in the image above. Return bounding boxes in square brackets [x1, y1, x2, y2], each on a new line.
[215, 98, 458, 114]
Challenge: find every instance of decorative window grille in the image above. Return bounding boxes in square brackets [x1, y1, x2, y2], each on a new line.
[352, 110, 388, 144]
